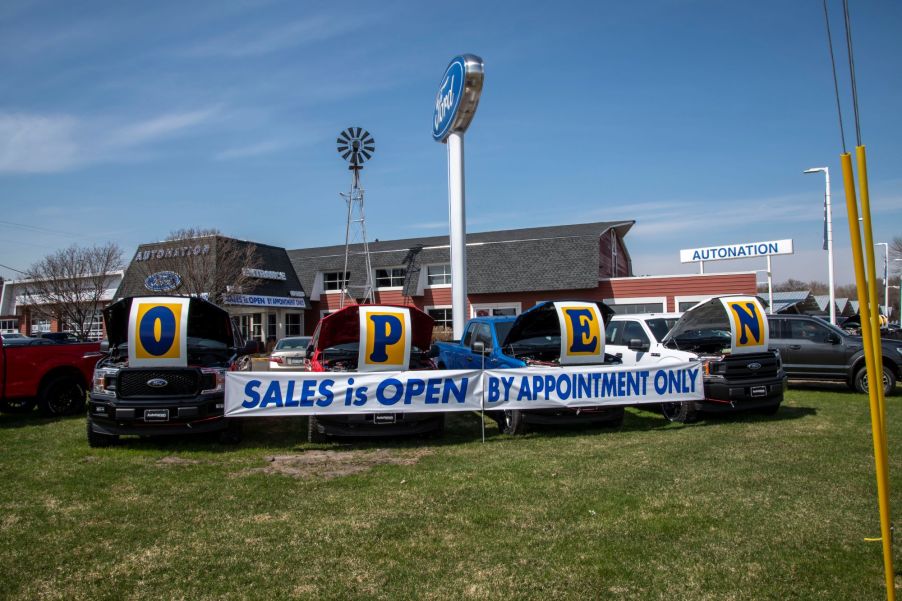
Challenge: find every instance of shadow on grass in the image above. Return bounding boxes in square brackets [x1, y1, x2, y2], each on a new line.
[0, 410, 84, 430]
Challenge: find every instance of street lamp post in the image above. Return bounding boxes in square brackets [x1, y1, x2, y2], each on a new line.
[804, 167, 835, 324]
[876, 242, 889, 319]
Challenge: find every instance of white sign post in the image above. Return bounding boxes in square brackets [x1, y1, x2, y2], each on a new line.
[433, 55, 484, 339]
[680, 239, 794, 314]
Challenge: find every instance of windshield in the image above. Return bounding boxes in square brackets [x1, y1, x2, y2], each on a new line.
[494, 322, 514, 344]
[646, 318, 679, 342]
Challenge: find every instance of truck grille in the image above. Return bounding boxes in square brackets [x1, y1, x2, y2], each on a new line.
[117, 369, 200, 399]
[721, 353, 780, 380]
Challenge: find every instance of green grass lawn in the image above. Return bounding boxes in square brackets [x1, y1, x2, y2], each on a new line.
[1, 388, 900, 600]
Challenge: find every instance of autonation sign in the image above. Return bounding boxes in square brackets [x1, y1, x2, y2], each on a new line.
[680, 239, 794, 263]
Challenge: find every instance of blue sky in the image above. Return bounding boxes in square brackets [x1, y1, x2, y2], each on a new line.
[1, 0, 900, 287]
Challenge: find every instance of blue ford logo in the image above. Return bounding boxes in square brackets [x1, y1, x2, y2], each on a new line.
[747, 362, 762, 370]
[147, 378, 168, 388]
[144, 271, 182, 293]
[433, 57, 465, 141]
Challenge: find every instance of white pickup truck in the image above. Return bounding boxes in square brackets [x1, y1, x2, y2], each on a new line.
[604, 296, 787, 422]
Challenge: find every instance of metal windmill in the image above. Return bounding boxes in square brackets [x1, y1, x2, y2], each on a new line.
[336, 127, 376, 307]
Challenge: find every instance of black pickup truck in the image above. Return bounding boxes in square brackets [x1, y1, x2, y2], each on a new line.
[767, 314, 901, 395]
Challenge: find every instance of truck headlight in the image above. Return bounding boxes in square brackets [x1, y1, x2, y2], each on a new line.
[92, 367, 119, 395]
[201, 367, 226, 394]
[700, 356, 725, 376]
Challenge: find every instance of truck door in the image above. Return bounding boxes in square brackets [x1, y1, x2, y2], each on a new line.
[782, 318, 848, 377]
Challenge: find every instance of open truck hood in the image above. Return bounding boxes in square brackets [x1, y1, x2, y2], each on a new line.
[103, 295, 237, 349]
[502, 300, 614, 346]
[663, 295, 769, 355]
[313, 304, 435, 350]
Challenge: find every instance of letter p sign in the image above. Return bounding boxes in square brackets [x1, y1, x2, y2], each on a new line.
[358, 306, 412, 372]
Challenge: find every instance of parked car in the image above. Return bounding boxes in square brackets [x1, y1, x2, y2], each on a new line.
[0, 335, 102, 415]
[606, 296, 787, 422]
[306, 304, 442, 441]
[768, 313, 901, 395]
[87, 296, 261, 447]
[269, 336, 312, 370]
[40, 332, 82, 344]
[432, 301, 625, 434]
[0, 333, 29, 341]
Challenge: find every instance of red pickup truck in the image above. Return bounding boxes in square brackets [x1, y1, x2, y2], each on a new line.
[0, 338, 102, 416]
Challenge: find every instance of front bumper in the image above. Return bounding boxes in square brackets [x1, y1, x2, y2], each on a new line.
[698, 373, 787, 412]
[88, 394, 228, 436]
[312, 413, 444, 438]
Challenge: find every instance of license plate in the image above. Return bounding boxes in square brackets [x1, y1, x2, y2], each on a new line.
[144, 409, 169, 422]
[373, 413, 397, 425]
[288, 357, 303, 365]
[750, 386, 767, 398]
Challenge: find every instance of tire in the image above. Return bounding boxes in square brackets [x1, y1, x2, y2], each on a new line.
[854, 365, 896, 396]
[660, 401, 698, 423]
[501, 410, 528, 435]
[86, 418, 118, 447]
[308, 415, 328, 443]
[0, 398, 36, 414]
[218, 420, 243, 444]
[38, 376, 86, 416]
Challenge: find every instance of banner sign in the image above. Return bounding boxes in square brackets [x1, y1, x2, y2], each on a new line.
[554, 301, 605, 365]
[679, 239, 793, 263]
[128, 296, 190, 367]
[223, 294, 308, 309]
[225, 362, 703, 417]
[720, 296, 769, 354]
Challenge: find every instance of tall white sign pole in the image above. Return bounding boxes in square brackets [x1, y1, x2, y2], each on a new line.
[806, 167, 835, 324]
[447, 132, 467, 337]
[433, 54, 484, 340]
[767, 255, 773, 314]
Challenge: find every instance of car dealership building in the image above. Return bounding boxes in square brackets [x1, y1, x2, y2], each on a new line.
[3, 221, 759, 340]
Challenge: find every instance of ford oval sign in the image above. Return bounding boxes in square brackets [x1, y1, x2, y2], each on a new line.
[146, 378, 168, 388]
[144, 271, 182, 293]
[433, 54, 484, 142]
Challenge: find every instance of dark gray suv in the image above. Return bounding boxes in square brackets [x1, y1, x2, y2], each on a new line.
[767, 314, 901, 395]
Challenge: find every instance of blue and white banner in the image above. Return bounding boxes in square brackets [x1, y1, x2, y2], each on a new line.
[225, 362, 703, 417]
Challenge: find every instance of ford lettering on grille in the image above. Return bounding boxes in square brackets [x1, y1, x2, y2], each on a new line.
[747, 362, 762, 370]
[147, 378, 169, 388]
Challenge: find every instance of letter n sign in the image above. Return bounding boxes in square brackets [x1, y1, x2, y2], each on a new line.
[357, 306, 412, 372]
[554, 301, 606, 365]
[720, 296, 769, 354]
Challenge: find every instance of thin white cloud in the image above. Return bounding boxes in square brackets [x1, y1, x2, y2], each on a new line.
[184, 16, 351, 58]
[214, 139, 287, 160]
[0, 107, 221, 174]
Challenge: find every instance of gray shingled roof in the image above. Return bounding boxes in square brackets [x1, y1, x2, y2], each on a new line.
[288, 221, 633, 297]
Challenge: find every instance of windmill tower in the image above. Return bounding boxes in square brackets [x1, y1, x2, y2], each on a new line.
[336, 127, 376, 308]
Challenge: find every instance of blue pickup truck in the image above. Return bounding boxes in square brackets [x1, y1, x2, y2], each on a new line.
[432, 300, 624, 434]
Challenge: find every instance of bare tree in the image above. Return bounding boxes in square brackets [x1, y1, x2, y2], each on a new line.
[24, 243, 123, 340]
[891, 236, 902, 276]
[131, 228, 261, 305]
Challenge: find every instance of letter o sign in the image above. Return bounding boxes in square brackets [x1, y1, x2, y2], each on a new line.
[128, 297, 190, 366]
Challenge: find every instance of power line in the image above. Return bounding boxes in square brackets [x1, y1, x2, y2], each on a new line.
[0, 219, 83, 238]
[0, 262, 27, 275]
[842, 0, 862, 146]
[822, 0, 847, 153]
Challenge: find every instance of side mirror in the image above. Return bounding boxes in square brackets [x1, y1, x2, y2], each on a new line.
[627, 338, 649, 352]
[99, 339, 110, 353]
[472, 341, 486, 355]
[827, 333, 841, 345]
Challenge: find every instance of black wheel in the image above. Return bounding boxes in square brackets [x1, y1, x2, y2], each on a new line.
[86, 418, 118, 447]
[660, 401, 698, 423]
[854, 365, 896, 396]
[308, 415, 328, 443]
[218, 420, 243, 444]
[38, 376, 86, 416]
[601, 406, 625, 427]
[501, 410, 528, 435]
[0, 398, 36, 413]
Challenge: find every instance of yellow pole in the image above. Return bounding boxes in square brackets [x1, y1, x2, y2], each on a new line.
[856, 146, 887, 438]
[841, 152, 895, 600]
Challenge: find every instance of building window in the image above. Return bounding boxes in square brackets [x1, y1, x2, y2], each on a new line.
[0, 319, 18, 333]
[323, 271, 350, 291]
[31, 318, 51, 334]
[375, 267, 405, 288]
[285, 313, 302, 337]
[678, 301, 699, 312]
[427, 264, 451, 286]
[267, 314, 277, 340]
[238, 314, 263, 341]
[610, 302, 664, 315]
[427, 307, 452, 330]
[471, 303, 521, 317]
